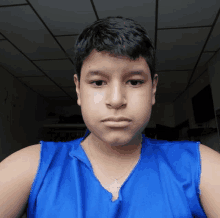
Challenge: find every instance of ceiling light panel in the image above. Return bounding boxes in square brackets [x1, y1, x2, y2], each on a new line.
[28, 0, 96, 36]
[0, 0, 27, 5]
[158, 0, 220, 28]
[94, 0, 155, 45]
[0, 6, 67, 60]
[204, 15, 220, 52]
[34, 59, 76, 87]
[0, 40, 44, 77]
[156, 27, 210, 71]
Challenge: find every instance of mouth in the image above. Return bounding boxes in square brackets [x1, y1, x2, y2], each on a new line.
[101, 117, 131, 122]
[102, 120, 131, 127]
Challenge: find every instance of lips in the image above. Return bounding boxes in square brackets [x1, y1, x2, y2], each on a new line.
[102, 116, 131, 122]
[103, 120, 131, 127]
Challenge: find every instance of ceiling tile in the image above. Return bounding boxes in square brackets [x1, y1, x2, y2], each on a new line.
[205, 15, 220, 51]
[156, 27, 210, 71]
[156, 71, 191, 94]
[0, 40, 44, 77]
[34, 59, 76, 87]
[95, 0, 155, 45]
[156, 93, 180, 104]
[56, 36, 78, 56]
[0, 34, 5, 39]
[158, 0, 220, 28]
[189, 66, 206, 85]
[35, 89, 68, 98]
[46, 96, 77, 106]
[47, 96, 73, 101]
[28, 0, 96, 36]
[189, 67, 210, 87]
[18, 76, 68, 97]
[0, 6, 67, 60]
[0, 0, 27, 5]
[190, 52, 215, 82]
[62, 87, 77, 100]
[19, 76, 58, 86]
[197, 52, 215, 68]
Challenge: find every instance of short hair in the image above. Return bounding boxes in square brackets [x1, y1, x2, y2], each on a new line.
[73, 16, 156, 83]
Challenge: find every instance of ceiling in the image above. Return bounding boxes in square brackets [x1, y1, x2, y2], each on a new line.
[0, 0, 220, 105]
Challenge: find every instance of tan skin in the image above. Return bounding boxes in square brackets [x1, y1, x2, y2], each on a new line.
[74, 49, 158, 175]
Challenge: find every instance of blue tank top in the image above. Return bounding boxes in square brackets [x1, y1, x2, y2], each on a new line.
[27, 130, 207, 217]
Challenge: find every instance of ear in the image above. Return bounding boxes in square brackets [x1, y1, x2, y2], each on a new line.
[152, 74, 158, 106]
[73, 74, 81, 106]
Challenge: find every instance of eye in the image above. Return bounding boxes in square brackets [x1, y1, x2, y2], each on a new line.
[90, 80, 144, 87]
[90, 80, 106, 87]
[128, 80, 144, 86]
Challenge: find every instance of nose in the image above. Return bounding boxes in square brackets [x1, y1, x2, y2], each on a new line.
[106, 82, 126, 108]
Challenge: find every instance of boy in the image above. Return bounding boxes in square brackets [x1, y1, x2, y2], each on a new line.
[1, 16, 220, 217]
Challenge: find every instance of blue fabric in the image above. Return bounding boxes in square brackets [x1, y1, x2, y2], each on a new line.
[27, 130, 207, 217]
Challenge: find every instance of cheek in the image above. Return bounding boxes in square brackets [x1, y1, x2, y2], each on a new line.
[130, 91, 150, 105]
[81, 87, 104, 104]
[132, 97, 152, 119]
[94, 92, 104, 104]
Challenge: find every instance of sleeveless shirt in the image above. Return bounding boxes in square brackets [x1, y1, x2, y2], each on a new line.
[27, 130, 207, 217]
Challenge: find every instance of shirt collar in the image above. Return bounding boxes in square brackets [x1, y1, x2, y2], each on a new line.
[69, 129, 92, 169]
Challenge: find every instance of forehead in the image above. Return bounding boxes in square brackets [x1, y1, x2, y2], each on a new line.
[81, 49, 150, 75]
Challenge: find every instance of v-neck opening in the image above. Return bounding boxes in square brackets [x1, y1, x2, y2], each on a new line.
[80, 136, 144, 203]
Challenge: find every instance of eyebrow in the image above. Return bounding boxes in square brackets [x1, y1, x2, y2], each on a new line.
[86, 70, 146, 78]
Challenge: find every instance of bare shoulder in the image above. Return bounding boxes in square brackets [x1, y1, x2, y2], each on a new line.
[16, 143, 41, 181]
[22, 143, 41, 175]
[24, 143, 41, 160]
[199, 143, 220, 217]
[0, 143, 41, 172]
[1, 143, 41, 178]
[0, 143, 41, 217]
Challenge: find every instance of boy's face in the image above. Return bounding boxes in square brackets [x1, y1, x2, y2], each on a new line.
[74, 49, 158, 147]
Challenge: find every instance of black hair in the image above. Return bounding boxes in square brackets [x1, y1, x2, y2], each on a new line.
[73, 16, 157, 83]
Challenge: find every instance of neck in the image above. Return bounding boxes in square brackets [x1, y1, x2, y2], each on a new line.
[82, 133, 142, 163]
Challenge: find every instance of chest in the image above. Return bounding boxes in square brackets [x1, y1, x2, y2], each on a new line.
[91, 159, 139, 201]
[31, 151, 203, 217]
